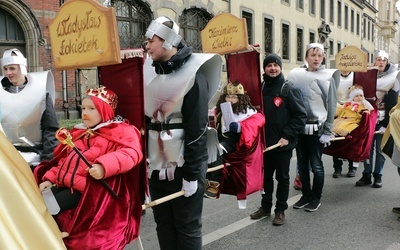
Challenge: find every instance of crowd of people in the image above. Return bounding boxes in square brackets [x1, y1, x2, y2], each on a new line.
[2, 15, 400, 249]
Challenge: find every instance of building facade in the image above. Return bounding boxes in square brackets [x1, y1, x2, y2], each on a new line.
[0, 0, 398, 117]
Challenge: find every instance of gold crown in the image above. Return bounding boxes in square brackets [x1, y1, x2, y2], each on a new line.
[348, 84, 363, 93]
[225, 82, 245, 95]
[86, 86, 118, 110]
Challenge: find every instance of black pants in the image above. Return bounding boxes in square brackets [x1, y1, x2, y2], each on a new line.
[333, 157, 353, 171]
[51, 186, 82, 213]
[262, 150, 292, 212]
[149, 163, 207, 250]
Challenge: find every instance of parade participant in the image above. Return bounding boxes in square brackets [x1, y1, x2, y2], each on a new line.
[0, 108, 66, 249]
[0, 48, 59, 167]
[205, 81, 261, 199]
[143, 16, 222, 249]
[250, 53, 306, 225]
[382, 95, 400, 220]
[356, 50, 399, 188]
[332, 71, 357, 178]
[37, 86, 143, 249]
[287, 43, 340, 212]
[333, 85, 374, 136]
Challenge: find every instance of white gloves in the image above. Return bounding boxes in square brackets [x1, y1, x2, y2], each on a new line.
[182, 179, 198, 197]
[319, 134, 332, 147]
[379, 127, 386, 134]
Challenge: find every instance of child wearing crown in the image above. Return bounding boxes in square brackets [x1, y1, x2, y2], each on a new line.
[333, 84, 374, 137]
[205, 81, 262, 199]
[36, 86, 143, 249]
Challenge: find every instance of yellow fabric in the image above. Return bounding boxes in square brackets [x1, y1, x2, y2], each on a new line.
[0, 129, 66, 249]
[333, 103, 366, 136]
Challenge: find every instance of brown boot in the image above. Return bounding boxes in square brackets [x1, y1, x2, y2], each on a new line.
[204, 180, 220, 199]
[272, 211, 285, 226]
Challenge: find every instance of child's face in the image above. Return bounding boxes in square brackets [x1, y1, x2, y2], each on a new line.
[81, 98, 102, 128]
[353, 94, 363, 103]
[305, 48, 324, 72]
[225, 95, 239, 104]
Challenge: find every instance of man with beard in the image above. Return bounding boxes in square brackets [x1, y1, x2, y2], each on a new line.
[250, 53, 306, 225]
[143, 16, 222, 249]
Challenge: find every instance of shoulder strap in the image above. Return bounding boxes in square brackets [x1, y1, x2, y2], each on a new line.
[280, 80, 290, 97]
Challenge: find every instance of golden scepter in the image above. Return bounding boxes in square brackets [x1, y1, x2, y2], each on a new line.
[55, 128, 118, 199]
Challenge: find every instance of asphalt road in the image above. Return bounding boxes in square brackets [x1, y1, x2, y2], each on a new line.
[127, 153, 400, 250]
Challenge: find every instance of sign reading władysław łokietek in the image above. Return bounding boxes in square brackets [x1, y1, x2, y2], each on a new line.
[49, 0, 121, 70]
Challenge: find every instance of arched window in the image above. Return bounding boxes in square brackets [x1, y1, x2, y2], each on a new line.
[179, 8, 213, 52]
[112, 0, 152, 49]
[0, 8, 26, 55]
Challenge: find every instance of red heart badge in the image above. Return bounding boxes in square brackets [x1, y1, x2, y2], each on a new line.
[274, 96, 283, 107]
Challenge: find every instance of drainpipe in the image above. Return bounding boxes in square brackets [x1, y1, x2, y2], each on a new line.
[62, 70, 69, 119]
[75, 69, 82, 115]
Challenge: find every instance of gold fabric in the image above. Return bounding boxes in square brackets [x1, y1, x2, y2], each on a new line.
[382, 96, 400, 151]
[0, 129, 66, 249]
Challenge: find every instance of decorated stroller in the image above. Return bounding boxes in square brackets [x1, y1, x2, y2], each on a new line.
[324, 46, 378, 162]
[202, 13, 265, 208]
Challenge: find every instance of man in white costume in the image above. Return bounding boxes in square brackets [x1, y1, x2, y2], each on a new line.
[288, 43, 340, 212]
[0, 48, 59, 168]
[143, 16, 222, 249]
[356, 50, 400, 188]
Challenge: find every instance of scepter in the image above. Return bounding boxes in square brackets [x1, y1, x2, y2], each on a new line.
[55, 128, 118, 199]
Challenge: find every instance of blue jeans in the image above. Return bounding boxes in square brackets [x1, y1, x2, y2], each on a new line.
[296, 134, 325, 200]
[363, 129, 385, 176]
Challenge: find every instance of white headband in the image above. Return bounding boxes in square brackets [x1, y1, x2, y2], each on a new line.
[306, 43, 324, 52]
[376, 50, 389, 61]
[1, 48, 28, 76]
[145, 16, 182, 50]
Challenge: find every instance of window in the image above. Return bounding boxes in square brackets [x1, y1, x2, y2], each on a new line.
[329, 0, 334, 23]
[367, 20, 371, 40]
[344, 5, 349, 30]
[386, 2, 391, 20]
[329, 40, 334, 56]
[113, 0, 152, 49]
[337, 0, 342, 27]
[356, 12, 360, 35]
[179, 8, 212, 52]
[320, 0, 325, 19]
[363, 18, 367, 38]
[242, 11, 253, 45]
[371, 23, 375, 42]
[297, 0, 304, 10]
[264, 18, 273, 55]
[297, 28, 303, 61]
[310, 0, 316, 15]
[337, 42, 341, 52]
[0, 9, 25, 42]
[309, 32, 315, 43]
[351, 9, 354, 33]
[282, 23, 289, 60]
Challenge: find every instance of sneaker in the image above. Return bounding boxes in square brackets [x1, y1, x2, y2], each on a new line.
[372, 174, 382, 188]
[304, 199, 321, 212]
[346, 168, 356, 177]
[250, 207, 271, 219]
[293, 176, 302, 190]
[272, 211, 285, 226]
[392, 207, 400, 214]
[332, 169, 341, 178]
[293, 196, 310, 209]
[355, 174, 372, 186]
[204, 180, 220, 199]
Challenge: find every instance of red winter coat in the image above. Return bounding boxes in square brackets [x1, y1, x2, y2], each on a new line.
[42, 121, 143, 192]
